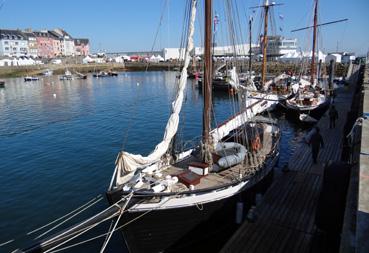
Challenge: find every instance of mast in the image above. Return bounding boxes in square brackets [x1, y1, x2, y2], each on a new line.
[202, 0, 212, 163]
[250, 0, 282, 86]
[248, 16, 252, 74]
[261, 0, 269, 87]
[311, 0, 318, 84]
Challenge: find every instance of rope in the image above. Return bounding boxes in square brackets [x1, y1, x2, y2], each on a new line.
[27, 195, 102, 236]
[0, 239, 14, 247]
[35, 197, 103, 240]
[145, 0, 169, 72]
[40, 193, 135, 248]
[99, 193, 133, 253]
[46, 193, 181, 253]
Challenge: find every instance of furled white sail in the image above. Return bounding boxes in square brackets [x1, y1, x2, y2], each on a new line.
[228, 67, 240, 90]
[115, 0, 197, 184]
[263, 73, 289, 91]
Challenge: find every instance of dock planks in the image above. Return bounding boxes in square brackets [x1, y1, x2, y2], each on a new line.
[221, 85, 355, 253]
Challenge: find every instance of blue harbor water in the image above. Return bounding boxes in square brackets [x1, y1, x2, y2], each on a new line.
[0, 71, 309, 252]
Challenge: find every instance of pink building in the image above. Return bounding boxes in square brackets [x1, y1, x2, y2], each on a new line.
[34, 31, 55, 58]
[74, 39, 89, 56]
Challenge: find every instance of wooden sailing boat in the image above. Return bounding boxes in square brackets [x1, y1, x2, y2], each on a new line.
[244, 0, 294, 110]
[18, 1, 280, 252]
[285, 0, 346, 116]
[104, 1, 280, 252]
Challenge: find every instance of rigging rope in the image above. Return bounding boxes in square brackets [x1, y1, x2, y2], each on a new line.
[99, 193, 133, 253]
[35, 197, 104, 240]
[145, 0, 170, 72]
[27, 195, 102, 236]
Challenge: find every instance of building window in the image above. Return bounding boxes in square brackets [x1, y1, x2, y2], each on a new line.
[5, 47, 9, 51]
[15, 42, 19, 45]
[4, 41, 9, 45]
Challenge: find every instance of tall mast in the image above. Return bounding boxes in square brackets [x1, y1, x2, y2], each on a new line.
[248, 17, 252, 74]
[261, 0, 269, 87]
[202, 0, 212, 162]
[311, 0, 318, 84]
[250, 0, 282, 86]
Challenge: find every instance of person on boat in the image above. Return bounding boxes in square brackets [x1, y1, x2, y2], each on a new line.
[328, 105, 339, 128]
[310, 127, 324, 164]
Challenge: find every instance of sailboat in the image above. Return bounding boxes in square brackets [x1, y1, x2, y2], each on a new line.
[59, 69, 73, 80]
[18, 1, 280, 252]
[243, 0, 295, 110]
[285, 0, 345, 116]
[104, 1, 280, 252]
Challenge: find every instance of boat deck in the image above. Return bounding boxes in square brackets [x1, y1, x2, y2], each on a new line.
[220, 82, 355, 252]
[160, 132, 275, 191]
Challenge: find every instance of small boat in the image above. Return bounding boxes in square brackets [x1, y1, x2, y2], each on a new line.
[43, 69, 53, 76]
[93, 71, 109, 78]
[24, 76, 39, 82]
[0, 80, 5, 88]
[59, 70, 73, 81]
[108, 71, 118, 76]
[74, 70, 87, 79]
[286, 89, 328, 113]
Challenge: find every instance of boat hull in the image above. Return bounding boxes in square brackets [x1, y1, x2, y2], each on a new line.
[106, 151, 279, 253]
[285, 98, 330, 120]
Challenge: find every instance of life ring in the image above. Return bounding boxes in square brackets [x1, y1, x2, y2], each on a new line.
[251, 136, 261, 151]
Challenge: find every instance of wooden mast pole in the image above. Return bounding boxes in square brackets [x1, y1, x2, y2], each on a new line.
[261, 0, 269, 87]
[311, 0, 318, 85]
[249, 17, 252, 74]
[203, 0, 212, 162]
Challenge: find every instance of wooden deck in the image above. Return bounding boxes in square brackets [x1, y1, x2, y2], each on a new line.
[221, 85, 355, 253]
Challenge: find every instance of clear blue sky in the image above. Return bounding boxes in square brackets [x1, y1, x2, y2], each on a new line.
[1, 0, 368, 55]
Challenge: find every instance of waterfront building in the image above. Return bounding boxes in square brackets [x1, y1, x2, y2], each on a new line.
[48, 30, 64, 57]
[162, 43, 257, 61]
[0, 29, 29, 57]
[22, 30, 38, 57]
[74, 38, 90, 56]
[258, 35, 298, 59]
[33, 31, 55, 58]
[53, 29, 75, 56]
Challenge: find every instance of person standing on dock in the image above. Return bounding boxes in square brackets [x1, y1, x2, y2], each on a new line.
[310, 127, 324, 164]
[329, 105, 339, 128]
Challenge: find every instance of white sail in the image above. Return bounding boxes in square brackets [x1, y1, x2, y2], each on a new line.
[228, 67, 240, 90]
[115, 0, 197, 183]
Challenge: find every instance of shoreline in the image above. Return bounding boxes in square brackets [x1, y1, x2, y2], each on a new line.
[0, 62, 348, 78]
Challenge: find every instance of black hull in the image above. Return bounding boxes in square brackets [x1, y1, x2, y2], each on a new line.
[198, 79, 234, 92]
[106, 151, 279, 253]
[283, 99, 330, 122]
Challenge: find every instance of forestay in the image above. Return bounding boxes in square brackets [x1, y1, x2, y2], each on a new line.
[114, 0, 198, 184]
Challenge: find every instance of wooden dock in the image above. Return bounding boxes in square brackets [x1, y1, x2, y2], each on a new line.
[221, 77, 359, 252]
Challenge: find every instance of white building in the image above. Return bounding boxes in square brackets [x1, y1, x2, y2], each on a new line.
[0, 29, 29, 57]
[279, 50, 326, 63]
[341, 53, 356, 64]
[279, 38, 298, 55]
[162, 43, 257, 61]
[258, 36, 298, 58]
[162, 48, 185, 61]
[325, 53, 342, 64]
